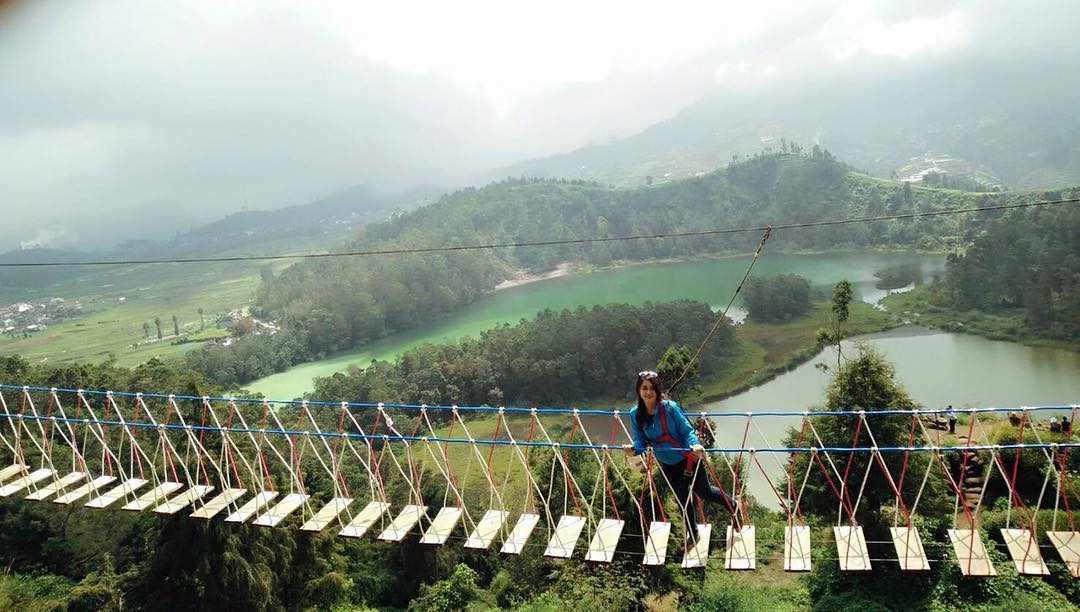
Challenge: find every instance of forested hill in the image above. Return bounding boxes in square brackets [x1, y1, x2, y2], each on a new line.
[489, 62, 1080, 190]
[200, 151, 1073, 386]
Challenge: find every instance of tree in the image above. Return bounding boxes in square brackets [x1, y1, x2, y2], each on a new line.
[142, 322, 150, 339]
[171, 314, 179, 337]
[656, 344, 697, 396]
[816, 279, 852, 370]
[153, 317, 162, 340]
[197, 307, 204, 331]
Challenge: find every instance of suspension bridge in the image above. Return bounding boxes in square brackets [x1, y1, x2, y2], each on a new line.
[0, 384, 1076, 577]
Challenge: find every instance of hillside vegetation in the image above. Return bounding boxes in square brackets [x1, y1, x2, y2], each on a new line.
[183, 152, 1066, 389]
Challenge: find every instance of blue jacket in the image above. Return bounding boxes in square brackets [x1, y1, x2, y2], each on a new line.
[628, 399, 700, 466]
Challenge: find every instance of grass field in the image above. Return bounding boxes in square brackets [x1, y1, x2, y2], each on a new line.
[699, 300, 894, 400]
[0, 261, 266, 368]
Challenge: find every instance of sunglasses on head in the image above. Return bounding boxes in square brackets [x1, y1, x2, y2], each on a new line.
[638, 370, 659, 379]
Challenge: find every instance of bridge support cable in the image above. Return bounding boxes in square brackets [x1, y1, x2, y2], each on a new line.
[4, 386, 1080, 573]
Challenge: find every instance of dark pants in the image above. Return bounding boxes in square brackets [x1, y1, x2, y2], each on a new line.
[949, 419, 956, 434]
[651, 458, 737, 541]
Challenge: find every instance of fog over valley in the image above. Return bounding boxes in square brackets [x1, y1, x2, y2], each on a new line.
[2, 0, 1079, 252]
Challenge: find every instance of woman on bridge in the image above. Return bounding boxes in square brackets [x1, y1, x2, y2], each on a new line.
[623, 370, 737, 549]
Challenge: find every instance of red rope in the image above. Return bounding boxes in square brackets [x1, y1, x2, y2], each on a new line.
[835, 416, 865, 521]
[811, 451, 856, 523]
[257, 403, 274, 491]
[333, 408, 350, 498]
[560, 417, 581, 514]
[604, 414, 620, 521]
[223, 403, 243, 489]
[128, 399, 144, 480]
[159, 399, 179, 483]
[785, 418, 809, 526]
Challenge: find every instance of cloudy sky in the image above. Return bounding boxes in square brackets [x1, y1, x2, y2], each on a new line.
[0, 0, 1076, 251]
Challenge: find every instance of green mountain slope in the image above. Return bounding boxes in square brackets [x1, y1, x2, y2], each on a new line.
[491, 63, 1080, 191]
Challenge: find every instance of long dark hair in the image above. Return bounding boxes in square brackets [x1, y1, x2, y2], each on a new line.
[635, 371, 666, 431]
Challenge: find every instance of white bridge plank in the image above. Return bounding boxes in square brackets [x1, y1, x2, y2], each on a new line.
[890, 526, 930, 571]
[834, 526, 871, 572]
[948, 528, 997, 576]
[725, 524, 756, 570]
[339, 501, 390, 538]
[420, 506, 464, 545]
[27, 472, 86, 501]
[784, 525, 812, 572]
[154, 485, 214, 515]
[378, 504, 428, 541]
[464, 509, 509, 549]
[0, 468, 55, 497]
[500, 513, 540, 555]
[681, 524, 712, 568]
[1000, 528, 1049, 575]
[85, 478, 148, 508]
[643, 522, 671, 566]
[54, 475, 116, 505]
[0, 464, 26, 483]
[1048, 531, 1080, 578]
[300, 498, 353, 532]
[544, 515, 586, 558]
[122, 482, 183, 511]
[253, 493, 309, 527]
[585, 518, 624, 563]
[191, 488, 247, 519]
[225, 491, 279, 523]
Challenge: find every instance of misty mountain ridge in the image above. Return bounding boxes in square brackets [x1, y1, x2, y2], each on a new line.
[490, 60, 1080, 191]
[0, 184, 439, 290]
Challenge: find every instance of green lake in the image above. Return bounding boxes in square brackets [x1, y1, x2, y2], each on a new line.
[247, 251, 946, 399]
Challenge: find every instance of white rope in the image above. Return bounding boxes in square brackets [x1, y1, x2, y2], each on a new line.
[342, 408, 385, 504]
[451, 407, 506, 515]
[74, 391, 130, 482]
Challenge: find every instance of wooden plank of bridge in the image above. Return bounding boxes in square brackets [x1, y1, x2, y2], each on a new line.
[378, 504, 428, 541]
[154, 485, 214, 515]
[0, 468, 54, 497]
[681, 524, 712, 569]
[464, 509, 509, 549]
[339, 501, 389, 538]
[784, 525, 812, 572]
[948, 528, 997, 576]
[0, 463, 26, 483]
[122, 482, 183, 511]
[725, 524, 756, 570]
[300, 498, 353, 532]
[420, 506, 464, 545]
[54, 475, 116, 505]
[890, 526, 930, 571]
[1000, 528, 1049, 575]
[834, 526, 872, 572]
[643, 521, 672, 566]
[544, 515, 586, 558]
[224, 491, 278, 523]
[585, 518, 625, 563]
[1047, 531, 1080, 578]
[500, 513, 540, 555]
[190, 488, 247, 519]
[85, 478, 148, 508]
[253, 493, 309, 527]
[27, 472, 86, 501]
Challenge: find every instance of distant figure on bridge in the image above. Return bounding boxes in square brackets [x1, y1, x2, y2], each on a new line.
[623, 370, 737, 550]
[1008, 411, 1022, 427]
[1050, 416, 1060, 433]
[1062, 415, 1071, 435]
[947, 405, 957, 434]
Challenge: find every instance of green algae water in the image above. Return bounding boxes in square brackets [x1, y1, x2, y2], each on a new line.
[247, 251, 945, 399]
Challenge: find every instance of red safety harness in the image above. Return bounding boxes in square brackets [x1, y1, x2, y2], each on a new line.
[648, 400, 699, 471]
